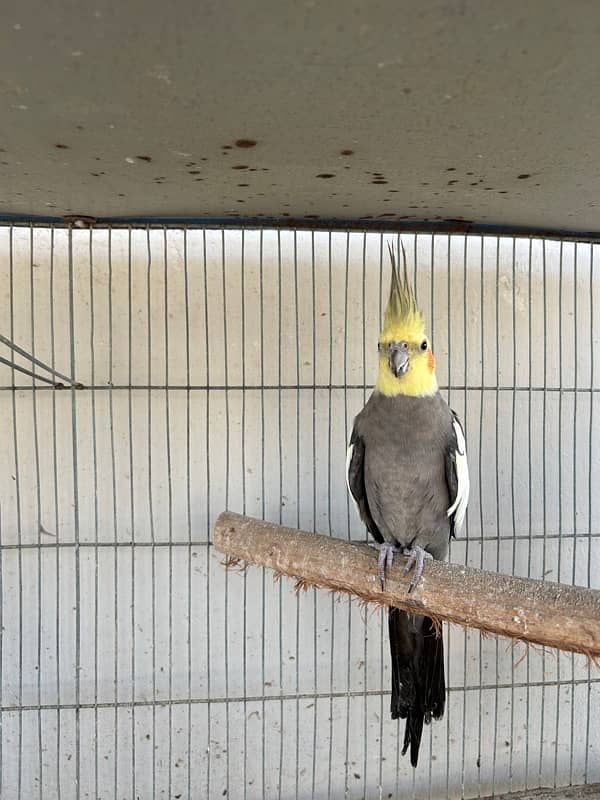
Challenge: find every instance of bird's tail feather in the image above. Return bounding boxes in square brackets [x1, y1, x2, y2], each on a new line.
[388, 607, 445, 768]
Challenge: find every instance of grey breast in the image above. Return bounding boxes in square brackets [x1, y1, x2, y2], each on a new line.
[356, 391, 453, 558]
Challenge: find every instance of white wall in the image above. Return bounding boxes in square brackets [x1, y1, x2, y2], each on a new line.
[0, 227, 598, 799]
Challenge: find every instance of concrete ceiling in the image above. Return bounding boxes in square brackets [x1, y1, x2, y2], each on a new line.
[1, 0, 600, 232]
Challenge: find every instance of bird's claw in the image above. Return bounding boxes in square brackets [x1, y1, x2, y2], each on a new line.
[403, 546, 433, 593]
[370, 542, 399, 588]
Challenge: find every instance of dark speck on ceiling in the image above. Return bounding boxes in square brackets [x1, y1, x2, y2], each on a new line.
[235, 139, 257, 148]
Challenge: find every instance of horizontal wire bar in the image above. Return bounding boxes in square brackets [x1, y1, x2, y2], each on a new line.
[2, 215, 600, 244]
[0, 383, 599, 394]
[2, 677, 597, 715]
[0, 540, 214, 550]
[1, 529, 600, 551]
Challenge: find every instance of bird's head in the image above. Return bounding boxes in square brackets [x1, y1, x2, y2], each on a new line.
[376, 245, 438, 398]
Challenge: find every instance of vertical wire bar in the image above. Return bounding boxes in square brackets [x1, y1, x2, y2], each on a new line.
[293, 230, 301, 800]
[310, 230, 318, 800]
[393, 233, 402, 800]
[163, 227, 174, 797]
[241, 229, 248, 800]
[583, 243, 594, 781]
[67, 224, 82, 799]
[108, 226, 118, 800]
[361, 231, 368, 800]
[202, 229, 212, 800]
[128, 227, 136, 799]
[393, 234, 400, 798]
[459, 233, 469, 799]
[9, 225, 24, 800]
[509, 238, 518, 546]
[7, 224, 600, 798]
[408, 232, 415, 797]
[491, 236, 501, 796]
[569, 243, 578, 786]
[88, 228, 100, 800]
[528, 239, 533, 790]
[410, 233, 420, 800]
[477, 235, 485, 795]
[29, 225, 44, 799]
[430, 232, 435, 345]
[258, 229, 266, 799]
[445, 233, 452, 800]
[183, 229, 192, 800]
[412, 232, 418, 304]
[427, 231, 435, 799]
[409, 232, 418, 800]
[376, 233, 385, 800]
[538, 239, 548, 788]
[146, 226, 157, 798]
[509, 237, 517, 792]
[276, 230, 284, 800]
[414, 233, 420, 800]
[525, 237, 534, 789]
[553, 241, 564, 789]
[343, 231, 351, 800]
[0, 505, 3, 795]
[50, 225, 61, 800]
[326, 230, 335, 800]
[221, 229, 231, 799]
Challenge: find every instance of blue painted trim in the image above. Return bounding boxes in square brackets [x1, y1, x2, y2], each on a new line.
[0, 214, 599, 243]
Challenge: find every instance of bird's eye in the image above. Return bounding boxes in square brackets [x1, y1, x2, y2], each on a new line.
[420, 340, 428, 351]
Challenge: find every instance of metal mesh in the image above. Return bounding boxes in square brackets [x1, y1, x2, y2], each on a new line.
[0, 226, 598, 799]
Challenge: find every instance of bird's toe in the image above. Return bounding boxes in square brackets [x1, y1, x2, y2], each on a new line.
[403, 546, 433, 593]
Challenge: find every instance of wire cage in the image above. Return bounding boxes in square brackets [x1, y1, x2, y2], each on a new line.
[0, 224, 598, 799]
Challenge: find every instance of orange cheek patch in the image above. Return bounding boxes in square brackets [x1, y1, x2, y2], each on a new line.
[428, 350, 435, 371]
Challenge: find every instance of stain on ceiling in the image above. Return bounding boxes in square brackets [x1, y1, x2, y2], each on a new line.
[1, 0, 599, 231]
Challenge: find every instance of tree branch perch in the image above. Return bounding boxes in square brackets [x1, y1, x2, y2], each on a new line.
[214, 512, 600, 658]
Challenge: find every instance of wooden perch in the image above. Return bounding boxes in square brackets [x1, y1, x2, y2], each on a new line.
[480, 786, 600, 800]
[214, 512, 600, 658]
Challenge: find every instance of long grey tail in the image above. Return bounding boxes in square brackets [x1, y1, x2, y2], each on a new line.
[388, 607, 446, 768]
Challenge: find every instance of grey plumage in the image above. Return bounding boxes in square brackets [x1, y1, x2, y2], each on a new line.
[347, 389, 467, 766]
[353, 391, 455, 556]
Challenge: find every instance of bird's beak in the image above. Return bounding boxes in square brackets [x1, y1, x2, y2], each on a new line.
[389, 343, 409, 377]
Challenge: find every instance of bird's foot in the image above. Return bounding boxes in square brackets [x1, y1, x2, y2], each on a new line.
[403, 546, 433, 593]
[369, 542, 399, 587]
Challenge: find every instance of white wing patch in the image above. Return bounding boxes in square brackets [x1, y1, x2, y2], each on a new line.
[345, 443, 361, 520]
[447, 417, 469, 532]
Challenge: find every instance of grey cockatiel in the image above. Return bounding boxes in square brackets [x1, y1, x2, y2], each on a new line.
[346, 246, 469, 767]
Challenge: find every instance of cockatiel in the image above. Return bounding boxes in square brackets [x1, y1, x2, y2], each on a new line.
[346, 245, 469, 767]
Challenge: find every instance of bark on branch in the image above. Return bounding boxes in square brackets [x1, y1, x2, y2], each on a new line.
[479, 785, 600, 800]
[213, 512, 600, 659]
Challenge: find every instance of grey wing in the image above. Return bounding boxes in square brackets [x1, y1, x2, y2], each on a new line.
[346, 426, 384, 544]
[444, 411, 469, 538]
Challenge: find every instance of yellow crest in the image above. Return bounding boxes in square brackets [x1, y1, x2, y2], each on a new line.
[381, 243, 425, 341]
